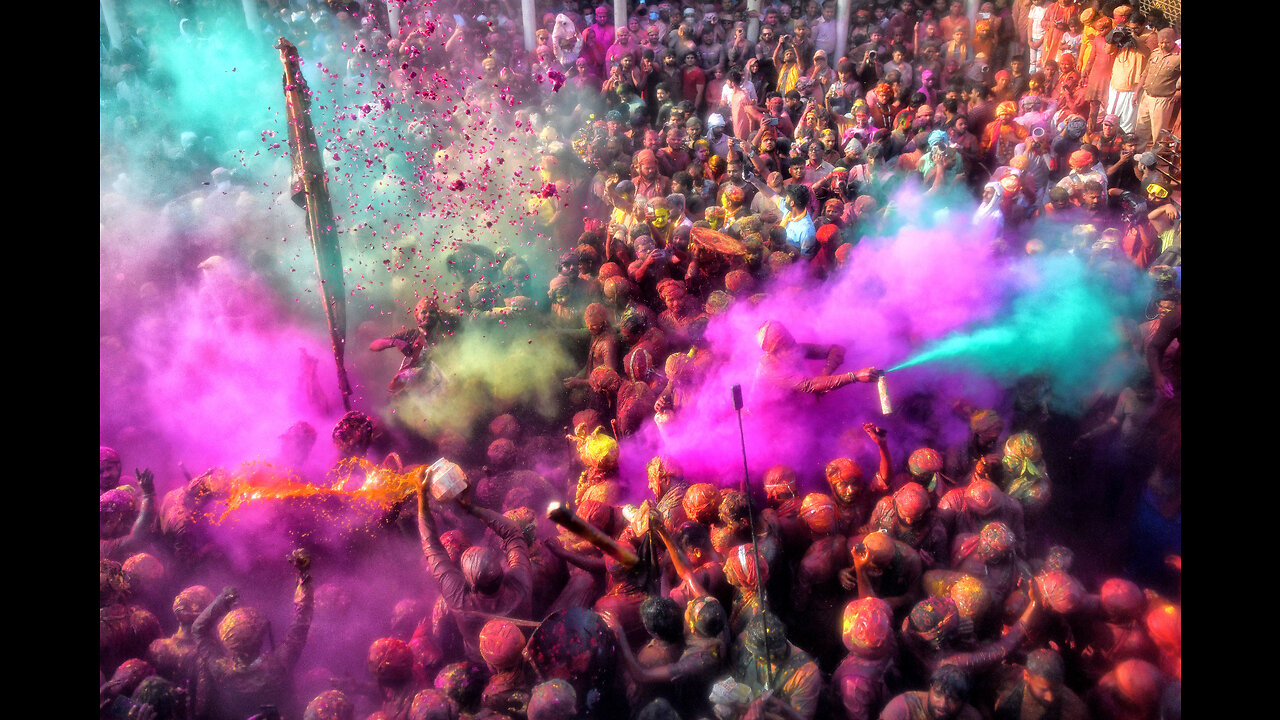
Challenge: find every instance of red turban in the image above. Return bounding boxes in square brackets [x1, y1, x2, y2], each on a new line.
[763, 465, 797, 501]
[173, 585, 215, 625]
[800, 493, 837, 535]
[598, 262, 623, 280]
[439, 530, 467, 563]
[853, 195, 878, 216]
[306, 690, 356, 720]
[966, 479, 1001, 514]
[657, 279, 686, 301]
[816, 224, 839, 245]
[834, 244, 854, 264]
[723, 185, 746, 204]
[1069, 149, 1093, 169]
[841, 597, 894, 657]
[862, 531, 896, 567]
[528, 680, 576, 720]
[548, 274, 572, 293]
[624, 346, 653, 382]
[487, 438, 517, 469]
[978, 521, 1016, 557]
[825, 457, 862, 485]
[123, 553, 165, 587]
[908, 596, 959, 644]
[757, 320, 797, 354]
[108, 659, 156, 695]
[725, 269, 755, 295]
[1100, 578, 1146, 621]
[583, 303, 608, 327]
[479, 619, 526, 670]
[572, 409, 602, 435]
[1037, 570, 1087, 614]
[970, 408, 1004, 436]
[949, 576, 993, 619]
[489, 414, 521, 440]
[724, 543, 770, 589]
[368, 637, 415, 685]
[588, 366, 621, 394]
[602, 275, 632, 304]
[683, 482, 721, 524]
[219, 607, 267, 659]
[894, 483, 931, 524]
[1111, 659, 1164, 710]
[908, 448, 943, 477]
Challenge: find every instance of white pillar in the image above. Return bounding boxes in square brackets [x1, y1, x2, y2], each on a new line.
[242, 0, 259, 33]
[835, 0, 852, 61]
[388, 2, 400, 37]
[523, 0, 537, 50]
[614, 0, 627, 33]
[101, 0, 122, 49]
[747, 0, 761, 42]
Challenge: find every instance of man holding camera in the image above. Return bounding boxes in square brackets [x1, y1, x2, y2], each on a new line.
[1104, 6, 1150, 133]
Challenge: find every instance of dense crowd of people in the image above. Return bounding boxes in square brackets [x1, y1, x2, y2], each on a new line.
[100, 0, 1180, 719]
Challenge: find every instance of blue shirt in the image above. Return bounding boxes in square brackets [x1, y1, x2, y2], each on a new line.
[777, 197, 817, 258]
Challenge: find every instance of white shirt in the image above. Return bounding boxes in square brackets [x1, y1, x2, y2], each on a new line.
[1028, 5, 1047, 42]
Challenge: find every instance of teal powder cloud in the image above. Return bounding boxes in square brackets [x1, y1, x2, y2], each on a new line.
[890, 254, 1148, 405]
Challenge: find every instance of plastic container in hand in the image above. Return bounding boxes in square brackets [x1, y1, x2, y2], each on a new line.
[428, 458, 468, 502]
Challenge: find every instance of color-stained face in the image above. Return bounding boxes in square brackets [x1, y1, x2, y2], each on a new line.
[647, 468, 667, 498]
[831, 478, 858, 504]
[651, 207, 670, 228]
[928, 686, 964, 719]
[1082, 188, 1101, 210]
[1025, 672, 1058, 707]
[101, 455, 122, 491]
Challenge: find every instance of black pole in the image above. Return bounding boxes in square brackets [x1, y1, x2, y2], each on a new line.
[731, 384, 773, 692]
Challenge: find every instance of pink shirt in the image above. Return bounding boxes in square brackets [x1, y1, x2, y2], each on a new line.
[729, 88, 756, 140]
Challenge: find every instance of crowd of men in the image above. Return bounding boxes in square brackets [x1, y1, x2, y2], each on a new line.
[100, 0, 1181, 718]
